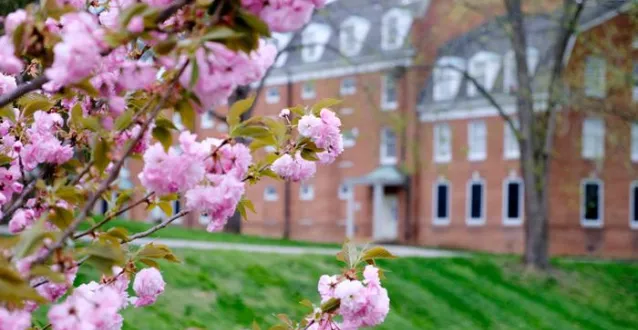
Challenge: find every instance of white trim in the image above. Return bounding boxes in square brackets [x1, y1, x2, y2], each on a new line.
[380, 127, 398, 165]
[502, 177, 524, 226]
[264, 185, 278, 202]
[257, 58, 413, 87]
[580, 178, 604, 228]
[265, 86, 280, 104]
[299, 183, 315, 201]
[466, 177, 486, 226]
[582, 117, 605, 160]
[419, 97, 548, 122]
[381, 74, 398, 110]
[433, 122, 452, 163]
[467, 120, 487, 162]
[630, 181, 638, 230]
[503, 119, 520, 160]
[340, 77, 357, 95]
[338, 183, 352, 201]
[631, 122, 638, 162]
[301, 81, 316, 100]
[432, 179, 451, 226]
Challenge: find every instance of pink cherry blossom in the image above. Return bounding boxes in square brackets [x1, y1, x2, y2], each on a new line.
[0, 73, 17, 95]
[0, 36, 24, 75]
[132, 267, 165, 307]
[127, 16, 145, 33]
[141, 0, 173, 8]
[318, 275, 338, 302]
[296, 109, 343, 165]
[185, 175, 245, 232]
[99, 0, 135, 29]
[119, 61, 158, 90]
[0, 307, 31, 330]
[21, 111, 73, 170]
[243, 0, 318, 33]
[279, 108, 290, 118]
[5, 9, 27, 35]
[298, 115, 322, 137]
[8, 209, 36, 234]
[56, 0, 86, 9]
[271, 152, 316, 182]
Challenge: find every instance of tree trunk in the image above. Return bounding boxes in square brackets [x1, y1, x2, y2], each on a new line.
[520, 151, 550, 269]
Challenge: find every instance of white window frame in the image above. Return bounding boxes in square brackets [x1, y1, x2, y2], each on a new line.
[201, 111, 214, 129]
[584, 56, 606, 98]
[582, 117, 605, 160]
[343, 128, 357, 149]
[630, 181, 638, 229]
[580, 178, 604, 228]
[299, 183, 315, 201]
[266, 86, 280, 104]
[502, 177, 524, 226]
[632, 123, 638, 162]
[338, 183, 352, 200]
[504, 119, 520, 160]
[467, 120, 487, 161]
[264, 185, 278, 202]
[340, 77, 356, 95]
[381, 74, 398, 110]
[301, 81, 316, 100]
[433, 122, 452, 163]
[466, 178, 486, 226]
[432, 179, 451, 226]
[379, 127, 397, 165]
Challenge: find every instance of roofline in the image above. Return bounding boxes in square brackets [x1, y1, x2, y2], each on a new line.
[563, 1, 633, 66]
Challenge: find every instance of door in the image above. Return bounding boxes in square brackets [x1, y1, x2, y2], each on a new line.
[374, 193, 399, 241]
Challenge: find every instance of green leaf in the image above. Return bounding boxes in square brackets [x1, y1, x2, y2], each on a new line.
[300, 149, 319, 161]
[152, 126, 173, 151]
[0, 154, 14, 167]
[48, 206, 74, 230]
[267, 326, 287, 330]
[18, 93, 54, 120]
[155, 117, 178, 130]
[14, 220, 53, 259]
[12, 22, 25, 51]
[227, 97, 255, 128]
[83, 242, 126, 273]
[0, 105, 15, 122]
[202, 26, 243, 41]
[236, 200, 246, 220]
[320, 297, 341, 313]
[157, 201, 172, 216]
[30, 265, 65, 283]
[189, 57, 199, 88]
[243, 198, 256, 214]
[114, 109, 135, 131]
[177, 101, 196, 131]
[311, 98, 342, 116]
[153, 38, 177, 55]
[71, 103, 82, 127]
[139, 258, 159, 268]
[238, 9, 271, 37]
[72, 79, 99, 97]
[81, 117, 102, 132]
[136, 243, 180, 263]
[92, 137, 110, 173]
[106, 227, 129, 241]
[299, 299, 313, 308]
[263, 117, 286, 142]
[55, 186, 83, 205]
[231, 124, 271, 139]
[361, 246, 398, 261]
[114, 190, 134, 210]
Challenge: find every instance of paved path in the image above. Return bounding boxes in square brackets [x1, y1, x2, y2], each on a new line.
[1, 226, 462, 258]
[129, 237, 463, 258]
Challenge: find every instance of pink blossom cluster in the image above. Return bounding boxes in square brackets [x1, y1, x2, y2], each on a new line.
[241, 0, 327, 32]
[0, 36, 24, 75]
[178, 41, 276, 112]
[270, 152, 317, 182]
[140, 132, 250, 231]
[131, 267, 166, 307]
[297, 109, 344, 165]
[20, 111, 74, 171]
[0, 116, 23, 215]
[313, 266, 390, 330]
[8, 209, 35, 234]
[0, 307, 31, 330]
[114, 124, 152, 155]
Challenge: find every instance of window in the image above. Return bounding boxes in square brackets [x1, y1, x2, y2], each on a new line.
[172, 199, 182, 225]
[433, 123, 451, 163]
[266, 86, 280, 104]
[381, 74, 397, 110]
[201, 111, 214, 129]
[380, 127, 397, 165]
[582, 118, 605, 159]
[173, 113, 184, 130]
[630, 181, 638, 229]
[338, 183, 352, 200]
[503, 48, 539, 93]
[340, 77, 356, 95]
[433, 57, 466, 101]
[633, 63, 638, 101]
[340, 108, 354, 116]
[466, 178, 485, 225]
[581, 179, 603, 227]
[381, 9, 411, 51]
[301, 23, 330, 63]
[584, 56, 606, 98]
[433, 180, 450, 225]
[304, 31, 317, 59]
[503, 178, 523, 226]
[504, 119, 520, 159]
[343, 128, 358, 148]
[340, 24, 356, 54]
[264, 185, 278, 201]
[468, 120, 487, 161]
[339, 17, 370, 57]
[386, 16, 398, 47]
[302, 81, 316, 99]
[300, 183, 314, 201]
[468, 60, 487, 95]
[632, 123, 638, 162]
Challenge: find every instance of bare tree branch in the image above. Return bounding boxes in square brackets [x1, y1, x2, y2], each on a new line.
[123, 210, 189, 243]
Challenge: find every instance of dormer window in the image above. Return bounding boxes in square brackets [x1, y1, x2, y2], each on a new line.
[302, 23, 331, 63]
[503, 48, 539, 94]
[467, 51, 501, 97]
[340, 16, 370, 57]
[433, 57, 465, 101]
[381, 8, 412, 51]
[272, 33, 293, 68]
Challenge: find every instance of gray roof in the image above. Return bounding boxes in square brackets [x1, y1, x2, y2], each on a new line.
[268, 0, 427, 76]
[417, 0, 629, 107]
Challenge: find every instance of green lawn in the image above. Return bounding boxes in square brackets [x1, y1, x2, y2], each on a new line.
[66, 249, 638, 330]
[78, 217, 338, 248]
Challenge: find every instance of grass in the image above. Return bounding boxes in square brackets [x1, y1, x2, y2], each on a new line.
[77, 217, 339, 248]
[60, 249, 638, 330]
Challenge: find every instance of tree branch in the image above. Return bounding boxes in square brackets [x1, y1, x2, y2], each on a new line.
[69, 160, 94, 186]
[123, 210, 189, 243]
[0, 177, 38, 223]
[73, 192, 155, 240]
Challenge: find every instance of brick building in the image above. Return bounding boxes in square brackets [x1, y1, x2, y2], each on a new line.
[117, 0, 638, 258]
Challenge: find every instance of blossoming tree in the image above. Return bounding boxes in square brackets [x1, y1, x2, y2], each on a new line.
[0, 0, 395, 329]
